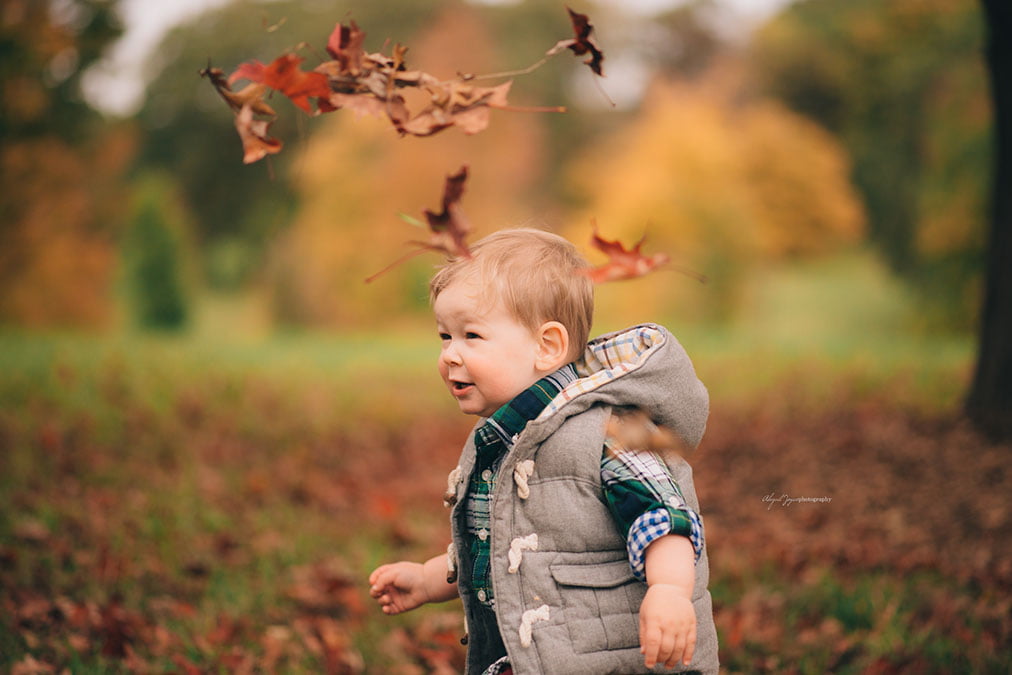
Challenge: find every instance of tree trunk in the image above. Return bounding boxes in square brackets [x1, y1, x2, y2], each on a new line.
[967, 0, 1012, 440]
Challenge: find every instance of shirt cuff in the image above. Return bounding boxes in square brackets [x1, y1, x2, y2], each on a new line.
[626, 506, 705, 582]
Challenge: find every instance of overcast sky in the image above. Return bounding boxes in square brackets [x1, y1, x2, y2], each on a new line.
[82, 0, 791, 116]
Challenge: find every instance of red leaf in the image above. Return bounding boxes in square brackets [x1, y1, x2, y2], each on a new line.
[581, 224, 671, 283]
[229, 54, 330, 113]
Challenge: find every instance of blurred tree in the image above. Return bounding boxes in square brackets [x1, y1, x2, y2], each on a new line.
[563, 72, 864, 326]
[750, 0, 989, 330]
[0, 0, 121, 144]
[647, 0, 725, 80]
[122, 175, 193, 331]
[0, 0, 129, 327]
[967, 0, 1012, 440]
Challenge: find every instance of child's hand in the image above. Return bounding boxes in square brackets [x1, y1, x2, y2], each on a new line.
[639, 583, 696, 670]
[369, 562, 430, 615]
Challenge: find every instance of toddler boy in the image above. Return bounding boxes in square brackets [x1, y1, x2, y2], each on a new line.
[369, 229, 718, 674]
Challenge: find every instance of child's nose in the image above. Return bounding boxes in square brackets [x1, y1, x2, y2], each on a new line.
[441, 342, 463, 366]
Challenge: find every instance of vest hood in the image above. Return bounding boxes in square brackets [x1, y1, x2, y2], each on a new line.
[531, 323, 709, 450]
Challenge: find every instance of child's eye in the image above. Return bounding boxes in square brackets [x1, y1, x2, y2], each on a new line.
[465, 332, 481, 340]
[439, 333, 451, 341]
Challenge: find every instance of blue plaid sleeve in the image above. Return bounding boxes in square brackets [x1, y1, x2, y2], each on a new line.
[601, 439, 704, 581]
[627, 506, 704, 581]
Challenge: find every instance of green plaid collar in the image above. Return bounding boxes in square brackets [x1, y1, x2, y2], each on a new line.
[474, 364, 577, 465]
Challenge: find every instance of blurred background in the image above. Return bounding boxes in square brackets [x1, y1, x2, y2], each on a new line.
[2, 0, 1009, 673]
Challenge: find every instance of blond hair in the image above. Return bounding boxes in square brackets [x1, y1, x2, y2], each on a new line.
[430, 229, 594, 361]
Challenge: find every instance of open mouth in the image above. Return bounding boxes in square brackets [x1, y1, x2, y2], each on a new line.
[451, 380, 473, 393]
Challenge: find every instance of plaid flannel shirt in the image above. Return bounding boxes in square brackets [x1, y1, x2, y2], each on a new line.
[463, 365, 704, 609]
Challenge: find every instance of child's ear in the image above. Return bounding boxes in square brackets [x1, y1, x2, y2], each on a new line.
[535, 321, 570, 372]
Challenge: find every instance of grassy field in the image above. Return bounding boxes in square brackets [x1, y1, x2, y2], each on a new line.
[2, 252, 1009, 673]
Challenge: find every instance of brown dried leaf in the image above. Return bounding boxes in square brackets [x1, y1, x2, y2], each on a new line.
[606, 407, 690, 458]
[547, 7, 605, 76]
[235, 104, 282, 165]
[201, 67, 277, 116]
[11, 655, 55, 675]
[13, 518, 49, 543]
[421, 165, 472, 258]
[399, 81, 512, 137]
[325, 21, 367, 74]
[323, 91, 409, 124]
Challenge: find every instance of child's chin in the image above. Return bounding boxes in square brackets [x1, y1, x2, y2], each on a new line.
[458, 401, 494, 417]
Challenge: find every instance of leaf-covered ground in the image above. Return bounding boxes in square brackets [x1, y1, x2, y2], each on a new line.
[1, 339, 1009, 674]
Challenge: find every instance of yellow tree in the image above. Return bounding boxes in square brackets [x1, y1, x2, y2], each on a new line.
[564, 70, 864, 327]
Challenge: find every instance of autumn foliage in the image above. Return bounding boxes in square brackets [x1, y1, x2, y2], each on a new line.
[203, 7, 604, 164]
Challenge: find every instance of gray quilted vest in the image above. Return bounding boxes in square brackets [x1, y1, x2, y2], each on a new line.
[447, 325, 719, 675]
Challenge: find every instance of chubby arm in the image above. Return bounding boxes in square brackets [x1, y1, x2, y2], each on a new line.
[369, 552, 459, 615]
[640, 534, 697, 669]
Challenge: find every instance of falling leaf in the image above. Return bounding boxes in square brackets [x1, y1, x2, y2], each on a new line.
[421, 165, 472, 257]
[229, 54, 331, 114]
[580, 223, 672, 283]
[547, 7, 605, 76]
[205, 9, 592, 161]
[605, 407, 690, 459]
[365, 165, 473, 283]
[201, 66, 276, 116]
[398, 81, 513, 137]
[234, 105, 282, 164]
[325, 20, 367, 73]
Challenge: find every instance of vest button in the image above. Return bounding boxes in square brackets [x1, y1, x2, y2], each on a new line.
[478, 528, 489, 541]
[481, 469, 492, 481]
[477, 589, 487, 602]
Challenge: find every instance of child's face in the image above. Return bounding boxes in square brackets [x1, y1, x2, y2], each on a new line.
[433, 276, 546, 418]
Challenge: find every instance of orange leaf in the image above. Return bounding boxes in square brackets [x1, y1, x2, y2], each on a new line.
[229, 54, 330, 114]
[581, 224, 670, 283]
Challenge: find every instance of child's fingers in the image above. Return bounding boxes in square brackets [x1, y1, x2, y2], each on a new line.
[662, 622, 697, 668]
[663, 630, 686, 668]
[369, 567, 398, 595]
[640, 623, 662, 668]
[656, 629, 677, 669]
[682, 622, 697, 665]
